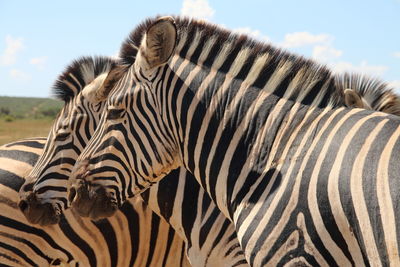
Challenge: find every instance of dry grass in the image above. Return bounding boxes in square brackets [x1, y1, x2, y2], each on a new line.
[0, 118, 52, 145]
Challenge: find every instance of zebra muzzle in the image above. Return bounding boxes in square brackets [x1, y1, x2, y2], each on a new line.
[18, 192, 61, 226]
[69, 178, 118, 220]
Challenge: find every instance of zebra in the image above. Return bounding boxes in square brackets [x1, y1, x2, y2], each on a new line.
[17, 56, 248, 266]
[0, 137, 189, 266]
[18, 25, 400, 267]
[21, 18, 400, 266]
[67, 16, 400, 266]
[19, 64, 392, 267]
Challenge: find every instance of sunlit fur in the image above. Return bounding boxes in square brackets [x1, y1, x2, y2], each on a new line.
[0, 138, 188, 266]
[71, 16, 400, 266]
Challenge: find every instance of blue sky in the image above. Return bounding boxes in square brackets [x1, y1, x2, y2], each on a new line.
[1, 0, 399, 97]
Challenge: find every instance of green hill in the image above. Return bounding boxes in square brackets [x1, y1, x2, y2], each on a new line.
[0, 96, 63, 145]
[0, 96, 63, 120]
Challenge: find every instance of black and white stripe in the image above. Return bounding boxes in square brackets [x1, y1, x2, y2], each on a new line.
[19, 56, 116, 225]
[1, 137, 189, 266]
[17, 56, 247, 266]
[69, 16, 400, 266]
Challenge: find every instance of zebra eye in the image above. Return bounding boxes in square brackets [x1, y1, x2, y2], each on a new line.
[107, 108, 124, 120]
[55, 132, 70, 141]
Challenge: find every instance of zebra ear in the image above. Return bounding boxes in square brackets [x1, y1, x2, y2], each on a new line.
[94, 65, 127, 101]
[344, 88, 364, 108]
[81, 72, 109, 102]
[137, 16, 177, 71]
[82, 65, 127, 102]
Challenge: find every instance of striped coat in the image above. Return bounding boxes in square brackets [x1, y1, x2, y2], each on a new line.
[17, 57, 247, 266]
[1, 139, 188, 267]
[68, 16, 400, 266]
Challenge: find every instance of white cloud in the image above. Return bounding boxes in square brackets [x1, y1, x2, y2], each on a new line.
[312, 45, 342, 63]
[394, 52, 400, 58]
[29, 56, 47, 70]
[0, 35, 24, 65]
[9, 69, 31, 81]
[277, 32, 388, 79]
[329, 60, 388, 76]
[111, 51, 120, 60]
[281, 32, 334, 48]
[181, 0, 215, 20]
[388, 80, 400, 93]
[232, 27, 270, 42]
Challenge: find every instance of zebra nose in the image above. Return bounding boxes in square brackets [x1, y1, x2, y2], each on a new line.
[22, 182, 34, 192]
[68, 170, 90, 205]
[18, 191, 37, 213]
[18, 199, 28, 212]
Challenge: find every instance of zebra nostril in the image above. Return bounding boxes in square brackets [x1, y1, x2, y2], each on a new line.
[22, 182, 34, 192]
[68, 187, 77, 204]
[18, 199, 28, 212]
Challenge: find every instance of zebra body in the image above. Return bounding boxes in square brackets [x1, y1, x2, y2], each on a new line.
[0, 137, 189, 266]
[18, 57, 248, 266]
[68, 16, 400, 266]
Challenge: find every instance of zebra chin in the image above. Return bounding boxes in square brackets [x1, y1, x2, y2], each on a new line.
[18, 192, 61, 226]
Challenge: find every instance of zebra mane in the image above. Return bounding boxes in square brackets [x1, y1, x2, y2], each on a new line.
[120, 16, 341, 107]
[52, 56, 118, 102]
[335, 73, 400, 115]
[119, 18, 152, 65]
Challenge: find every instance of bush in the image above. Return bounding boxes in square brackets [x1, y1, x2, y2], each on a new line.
[40, 107, 59, 118]
[33, 107, 60, 119]
[4, 115, 15, 122]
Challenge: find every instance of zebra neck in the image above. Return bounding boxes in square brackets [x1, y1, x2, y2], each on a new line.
[141, 168, 226, 249]
[140, 169, 197, 244]
[168, 61, 305, 218]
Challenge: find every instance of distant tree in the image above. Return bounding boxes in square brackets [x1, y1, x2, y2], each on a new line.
[39, 107, 60, 118]
[0, 107, 10, 115]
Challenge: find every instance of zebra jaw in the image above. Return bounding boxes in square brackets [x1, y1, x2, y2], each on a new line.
[18, 191, 61, 226]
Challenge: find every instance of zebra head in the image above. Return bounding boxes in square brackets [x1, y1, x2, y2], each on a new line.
[18, 56, 123, 225]
[68, 17, 181, 220]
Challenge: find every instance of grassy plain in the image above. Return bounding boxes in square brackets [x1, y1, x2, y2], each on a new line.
[0, 96, 62, 145]
[0, 118, 54, 145]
